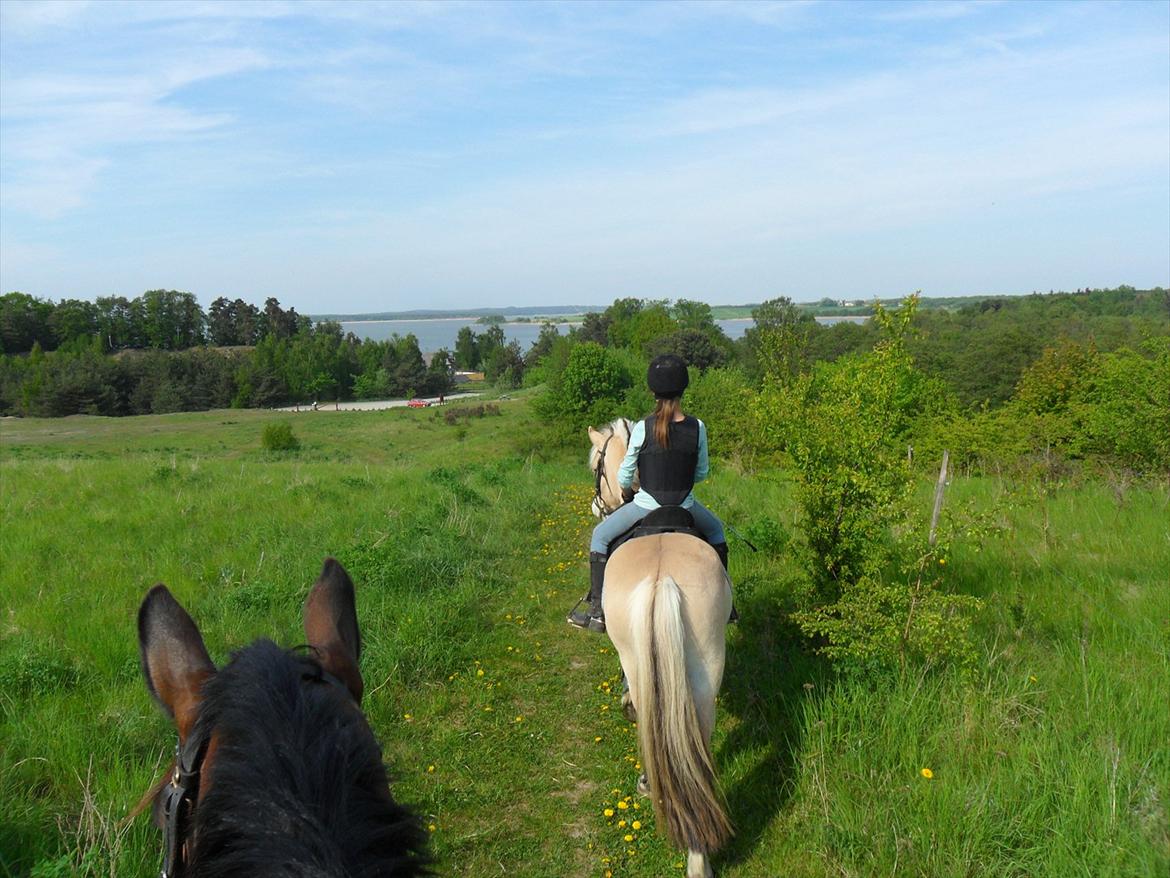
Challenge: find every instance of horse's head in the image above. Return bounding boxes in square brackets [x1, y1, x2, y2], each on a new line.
[588, 417, 634, 518]
[136, 558, 427, 877]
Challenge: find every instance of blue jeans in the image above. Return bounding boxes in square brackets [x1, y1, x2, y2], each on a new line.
[590, 500, 725, 554]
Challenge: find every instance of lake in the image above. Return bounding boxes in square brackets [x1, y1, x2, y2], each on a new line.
[339, 315, 868, 351]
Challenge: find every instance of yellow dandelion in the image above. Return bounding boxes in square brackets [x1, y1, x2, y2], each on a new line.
[514, 715, 524, 723]
[617, 800, 629, 810]
[618, 819, 626, 828]
[632, 820, 642, 830]
[427, 764, 435, 773]
[938, 557, 947, 566]
[403, 713, 412, 721]
[594, 736, 602, 743]
[623, 833, 634, 842]
[603, 808, 614, 817]
[476, 668, 485, 677]
[920, 768, 934, 779]
[427, 823, 436, 832]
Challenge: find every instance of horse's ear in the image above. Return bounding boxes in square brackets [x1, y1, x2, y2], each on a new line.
[588, 426, 604, 446]
[138, 585, 215, 740]
[304, 558, 363, 703]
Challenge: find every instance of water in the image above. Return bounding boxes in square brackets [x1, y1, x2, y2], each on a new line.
[339, 315, 867, 351]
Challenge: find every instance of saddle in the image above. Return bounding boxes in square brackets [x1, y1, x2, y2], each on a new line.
[608, 505, 708, 555]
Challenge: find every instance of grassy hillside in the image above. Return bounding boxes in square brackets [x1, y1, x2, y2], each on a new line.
[1, 403, 1167, 876]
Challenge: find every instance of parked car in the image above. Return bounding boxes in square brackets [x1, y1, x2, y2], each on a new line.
[407, 398, 431, 408]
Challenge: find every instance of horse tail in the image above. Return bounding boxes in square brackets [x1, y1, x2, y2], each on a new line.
[629, 576, 732, 855]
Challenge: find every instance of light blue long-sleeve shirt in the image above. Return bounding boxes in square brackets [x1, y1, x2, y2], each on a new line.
[617, 417, 709, 510]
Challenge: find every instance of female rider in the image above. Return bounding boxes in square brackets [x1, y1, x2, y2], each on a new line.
[567, 354, 728, 633]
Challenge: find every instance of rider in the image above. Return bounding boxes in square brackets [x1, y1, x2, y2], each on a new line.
[567, 354, 729, 633]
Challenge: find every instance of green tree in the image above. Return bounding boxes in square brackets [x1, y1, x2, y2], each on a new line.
[671, 299, 715, 331]
[0, 293, 55, 353]
[744, 296, 816, 383]
[454, 326, 480, 370]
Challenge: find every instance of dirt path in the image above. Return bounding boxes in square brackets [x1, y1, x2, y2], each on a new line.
[275, 392, 481, 413]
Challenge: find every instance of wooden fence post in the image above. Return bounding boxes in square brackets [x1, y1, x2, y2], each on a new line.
[929, 450, 950, 547]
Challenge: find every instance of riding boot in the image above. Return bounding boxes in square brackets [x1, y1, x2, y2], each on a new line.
[713, 542, 739, 624]
[567, 553, 608, 633]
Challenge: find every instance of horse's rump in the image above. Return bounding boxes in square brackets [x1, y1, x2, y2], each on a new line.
[603, 534, 732, 856]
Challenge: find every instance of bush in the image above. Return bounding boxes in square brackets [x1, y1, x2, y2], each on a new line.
[534, 342, 632, 431]
[757, 297, 982, 676]
[261, 421, 299, 452]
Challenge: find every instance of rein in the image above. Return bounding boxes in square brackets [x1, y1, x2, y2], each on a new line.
[592, 420, 631, 518]
[156, 655, 351, 878]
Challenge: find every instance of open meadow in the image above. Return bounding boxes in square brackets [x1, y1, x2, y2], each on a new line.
[1, 400, 1167, 877]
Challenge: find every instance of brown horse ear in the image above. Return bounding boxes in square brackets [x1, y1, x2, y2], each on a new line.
[138, 585, 215, 740]
[304, 558, 363, 703]
[588, 426, 604, 446]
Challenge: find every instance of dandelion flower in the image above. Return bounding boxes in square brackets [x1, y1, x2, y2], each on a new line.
[477, 668, 485, 677]
[603, 808, 614, 818]
[618, 819, 626, 828]
[595, 736, 602, 742]
[623, 834, 634, 842]
[427, 823, 436, 832]
[403, 713, 412, 721]
[938, 558, 947, 566]
[617, 800, 629, 810]
[920, 768, 934, 779]
[632, 820, 642, 830]
[427, 764, 435, 773]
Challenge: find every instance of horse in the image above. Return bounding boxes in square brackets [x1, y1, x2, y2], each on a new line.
[587, 418, 733, 878]
[135, 557, 430, 877]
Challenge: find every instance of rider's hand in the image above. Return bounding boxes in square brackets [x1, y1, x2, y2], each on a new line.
[621, 487, 635, 505]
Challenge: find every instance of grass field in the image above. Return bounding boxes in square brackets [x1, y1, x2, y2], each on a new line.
[1, 402, 1167, 877]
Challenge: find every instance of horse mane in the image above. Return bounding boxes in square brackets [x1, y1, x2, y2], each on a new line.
[189, 640, 430, 878]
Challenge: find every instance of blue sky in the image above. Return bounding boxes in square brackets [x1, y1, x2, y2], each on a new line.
[1, 0, 1167, 312]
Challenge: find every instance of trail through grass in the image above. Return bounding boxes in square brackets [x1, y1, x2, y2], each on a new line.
[1, 404, 1167, 876]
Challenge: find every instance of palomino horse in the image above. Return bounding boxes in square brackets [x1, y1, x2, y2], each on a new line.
[136, 558, 429, 877]
[588, 419, 733, 878]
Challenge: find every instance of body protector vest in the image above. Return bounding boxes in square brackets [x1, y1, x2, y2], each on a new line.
[638, 415, 700, 507]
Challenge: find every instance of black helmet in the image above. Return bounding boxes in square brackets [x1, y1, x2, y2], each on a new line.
[647, 354, 689, 398]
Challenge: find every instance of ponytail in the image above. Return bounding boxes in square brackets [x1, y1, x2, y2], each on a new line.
[653, 397, 681, 449]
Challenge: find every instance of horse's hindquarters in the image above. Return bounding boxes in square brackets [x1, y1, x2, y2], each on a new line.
[601, 533, 732, 859]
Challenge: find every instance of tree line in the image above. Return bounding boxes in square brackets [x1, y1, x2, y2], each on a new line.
[0, 291, 453, 415]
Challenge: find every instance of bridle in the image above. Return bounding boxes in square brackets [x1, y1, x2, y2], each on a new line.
[592, 419, 631, 518]
[156, 655, 351, 878]
[158, 726, 208, 878]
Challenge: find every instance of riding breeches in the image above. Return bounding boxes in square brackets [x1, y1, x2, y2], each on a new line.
[589, 500, 726, 555]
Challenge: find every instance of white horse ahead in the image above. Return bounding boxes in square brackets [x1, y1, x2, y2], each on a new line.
[587, 418, 733, 878]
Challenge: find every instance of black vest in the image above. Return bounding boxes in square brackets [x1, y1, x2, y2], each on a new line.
[638, 415, 700, 507]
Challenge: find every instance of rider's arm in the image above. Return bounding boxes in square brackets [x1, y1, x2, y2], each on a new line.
[693, 419, 709, 484]
[618, 421, 645, 489]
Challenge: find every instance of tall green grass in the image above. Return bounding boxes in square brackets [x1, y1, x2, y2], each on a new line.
[1, 404, 1166, 876]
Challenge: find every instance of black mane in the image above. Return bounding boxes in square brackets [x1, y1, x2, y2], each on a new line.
[189, 640, 429, 877]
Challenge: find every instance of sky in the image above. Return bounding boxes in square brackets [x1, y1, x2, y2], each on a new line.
[1, 0, 1167, 313]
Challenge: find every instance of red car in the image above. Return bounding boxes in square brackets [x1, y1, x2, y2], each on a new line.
[407, 398, 431, 408]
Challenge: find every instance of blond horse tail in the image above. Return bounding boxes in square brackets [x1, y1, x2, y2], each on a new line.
[628, 576, 732, 855]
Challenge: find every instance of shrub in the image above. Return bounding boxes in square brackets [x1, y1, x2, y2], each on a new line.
[261, 421, 299, 452]
[758, 296, 982, 675]
[534, 341, 632, 431]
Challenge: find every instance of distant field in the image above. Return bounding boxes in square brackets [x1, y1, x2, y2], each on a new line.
[1, 403, 1167, 876]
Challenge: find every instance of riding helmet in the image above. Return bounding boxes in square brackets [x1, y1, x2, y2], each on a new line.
[647, 354, 689, 398]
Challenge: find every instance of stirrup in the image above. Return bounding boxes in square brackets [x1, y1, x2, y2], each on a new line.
[567, 596, 603, 632]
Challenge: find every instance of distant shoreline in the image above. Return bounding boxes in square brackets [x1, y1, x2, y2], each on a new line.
[340, 317, 584, 326]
